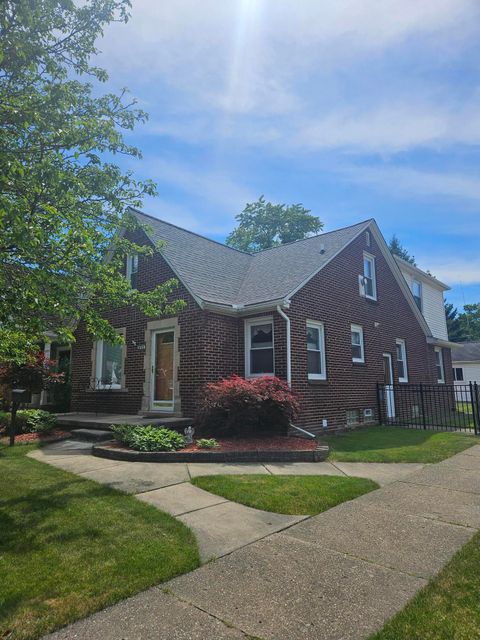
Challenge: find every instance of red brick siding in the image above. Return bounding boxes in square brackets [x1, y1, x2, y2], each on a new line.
[71, 224, 451, 428]
[285, 229, 451, 430]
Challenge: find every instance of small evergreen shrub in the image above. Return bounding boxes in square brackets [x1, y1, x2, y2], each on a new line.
[196, 438, 219, 449]
[197, 375, 299, 437]
[111, 424, 186, 452]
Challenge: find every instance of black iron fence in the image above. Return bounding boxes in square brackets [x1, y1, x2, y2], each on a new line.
[376, 382, 480, 434]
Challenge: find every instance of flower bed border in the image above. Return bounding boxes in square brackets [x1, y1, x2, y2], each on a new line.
[92, 441, 329, 463]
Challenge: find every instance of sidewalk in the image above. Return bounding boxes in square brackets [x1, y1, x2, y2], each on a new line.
[41, 444, 480, 640]
[29, 442, 423, 560]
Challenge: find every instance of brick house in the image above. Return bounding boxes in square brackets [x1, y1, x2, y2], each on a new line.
[70, 208, 454, 432]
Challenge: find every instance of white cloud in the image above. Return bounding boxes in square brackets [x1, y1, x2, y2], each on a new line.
[99, 0, 480, 121]
[416, 257, 480, 285]
[136, 156, 257, 234]
[343, 165, 480, 202]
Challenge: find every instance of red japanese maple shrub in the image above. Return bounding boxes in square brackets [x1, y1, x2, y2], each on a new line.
[197, 375, 299, 437]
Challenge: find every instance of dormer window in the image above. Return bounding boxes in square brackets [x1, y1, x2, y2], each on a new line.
[126, 254, 139, 288]
[412, 280, 422, 311]
[363, 253, 377, 300]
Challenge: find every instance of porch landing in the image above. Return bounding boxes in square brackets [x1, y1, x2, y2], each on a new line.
[55, 412, 193, 431]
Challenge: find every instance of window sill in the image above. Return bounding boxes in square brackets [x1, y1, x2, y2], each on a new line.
[352, 361, 367, 367]
[365, 297, 379, 305]
[85, 387, 129, 393]
[308, 379, 329, 386]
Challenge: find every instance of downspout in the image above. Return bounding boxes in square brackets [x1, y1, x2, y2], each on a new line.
[276, 305, 291, 387]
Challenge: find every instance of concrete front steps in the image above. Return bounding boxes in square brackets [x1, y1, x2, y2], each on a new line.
[57, 413, 194, 443]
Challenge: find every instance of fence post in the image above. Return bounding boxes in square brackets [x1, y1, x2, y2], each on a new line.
[376, 383, 383, 426]
[473, 382, 480, 436]
[420, 383, 427, 430]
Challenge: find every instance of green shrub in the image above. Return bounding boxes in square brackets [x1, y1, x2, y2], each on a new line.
[196, 438, 219, 449]
[111, 424, 186, 452]
[0, 409, 56, 434]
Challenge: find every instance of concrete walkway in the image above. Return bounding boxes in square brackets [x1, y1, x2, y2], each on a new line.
[40, 444, 480, 640]
[29, 441, 423, 561]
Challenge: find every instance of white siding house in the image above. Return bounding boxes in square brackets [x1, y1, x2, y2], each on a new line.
[452, 343, 480, 385]
[395, 257, 450, 342]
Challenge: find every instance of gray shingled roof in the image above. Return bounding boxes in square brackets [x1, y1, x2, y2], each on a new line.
[130, 208, 371, 307]
[452, 342, 480, 362]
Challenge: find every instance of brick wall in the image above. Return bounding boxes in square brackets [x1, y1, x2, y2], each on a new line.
[71, 224, 451, 429]
[284, 229, 452, 431]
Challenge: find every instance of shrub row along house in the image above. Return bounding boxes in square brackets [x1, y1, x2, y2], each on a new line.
[69, 208, 454, 432]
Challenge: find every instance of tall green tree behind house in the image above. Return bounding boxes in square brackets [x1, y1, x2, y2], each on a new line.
[0, 0, 185, 363]
[445, 302, 465, 342]
[459, 303, 480, 341]
[388, 234, 416, 265]
[226, 196, 323, 252]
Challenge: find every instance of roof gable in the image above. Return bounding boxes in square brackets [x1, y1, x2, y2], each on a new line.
[128, 208, 434, 335]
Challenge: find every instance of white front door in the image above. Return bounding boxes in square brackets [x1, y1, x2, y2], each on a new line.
[151, 329, 175, 411]
[383, 353, 396, 419]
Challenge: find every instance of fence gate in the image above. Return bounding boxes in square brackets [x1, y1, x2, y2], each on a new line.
[376, 382, 480, 434]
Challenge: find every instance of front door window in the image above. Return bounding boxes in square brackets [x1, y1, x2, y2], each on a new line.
[152, 330, 175, 410]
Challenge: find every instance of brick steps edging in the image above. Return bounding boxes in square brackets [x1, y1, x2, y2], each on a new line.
[92, 441, 329, 463]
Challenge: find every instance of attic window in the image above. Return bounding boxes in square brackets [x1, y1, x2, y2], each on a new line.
[365, 231, 371, 247]
[126, 254, 139, 288]
[412, 280, 422, 311]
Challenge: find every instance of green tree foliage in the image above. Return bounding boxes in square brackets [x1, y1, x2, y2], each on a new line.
[445, 302, 480, 342]
[388, 234, 416, 265]
[445, 302, 465, 342]
[459, 303, 480, 341]
[0, 0, 185, 363]
[226, 195, 323, 252]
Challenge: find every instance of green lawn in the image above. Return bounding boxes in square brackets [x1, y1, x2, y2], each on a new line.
[191, 474, 379, 515]
[0, 444, 200, 640]
[371, 530, 480, 639]
[325, 426, 477, 463]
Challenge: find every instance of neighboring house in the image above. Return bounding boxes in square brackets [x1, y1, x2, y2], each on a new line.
[394, 257, 452, 384]
[451, 343, 480, 402]
[70, 208, 454, 432]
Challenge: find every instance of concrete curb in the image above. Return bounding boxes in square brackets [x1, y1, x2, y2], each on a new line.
[92, 441, 329, 463]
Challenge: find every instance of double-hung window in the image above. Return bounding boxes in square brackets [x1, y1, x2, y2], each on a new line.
[435, 347, 445, 383]
[306, 321, 326, 380]
[396, 339, 408, 382]
[95, 337, 125, 389]
[126, 254, 139, 288]
[363, 253, 377, 300]
[412, 280, 422, 311]
[245, 318, 274, 377]
[453, 367, 464, 381]
[351, 324, 365, 363]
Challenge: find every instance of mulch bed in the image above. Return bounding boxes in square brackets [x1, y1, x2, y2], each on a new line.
[178, 436, 318, 452]
[0, 429, 72, 444]
[94, 435, 327, 463]
[106, 435, 318, 453]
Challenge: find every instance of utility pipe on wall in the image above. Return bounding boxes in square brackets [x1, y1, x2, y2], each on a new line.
[276, 305, 291, 387]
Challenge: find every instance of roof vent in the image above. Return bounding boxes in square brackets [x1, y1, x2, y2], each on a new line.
[319, 243, 325, 255]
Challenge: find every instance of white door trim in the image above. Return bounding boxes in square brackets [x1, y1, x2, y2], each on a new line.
[383, 352, 396, 419]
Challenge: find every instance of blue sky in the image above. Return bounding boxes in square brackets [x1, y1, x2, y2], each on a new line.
[97, 0, 480, 309]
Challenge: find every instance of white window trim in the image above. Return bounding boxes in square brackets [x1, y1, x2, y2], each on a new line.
[396, 339, 408, 383]
[363, 252, 377, 300]
[412, 279, 422, 311]
[244, 316, 275, 378]
[351, 324, 365, 363]
[94, 330, 126, 390]
[306, 320, 327, 381]
[126, 254, 139, 286]
[435, 347, 445, 384]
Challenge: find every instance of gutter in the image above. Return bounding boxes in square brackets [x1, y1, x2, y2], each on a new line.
[276, 305, 292, 387]
[426, 336, 461, 349]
